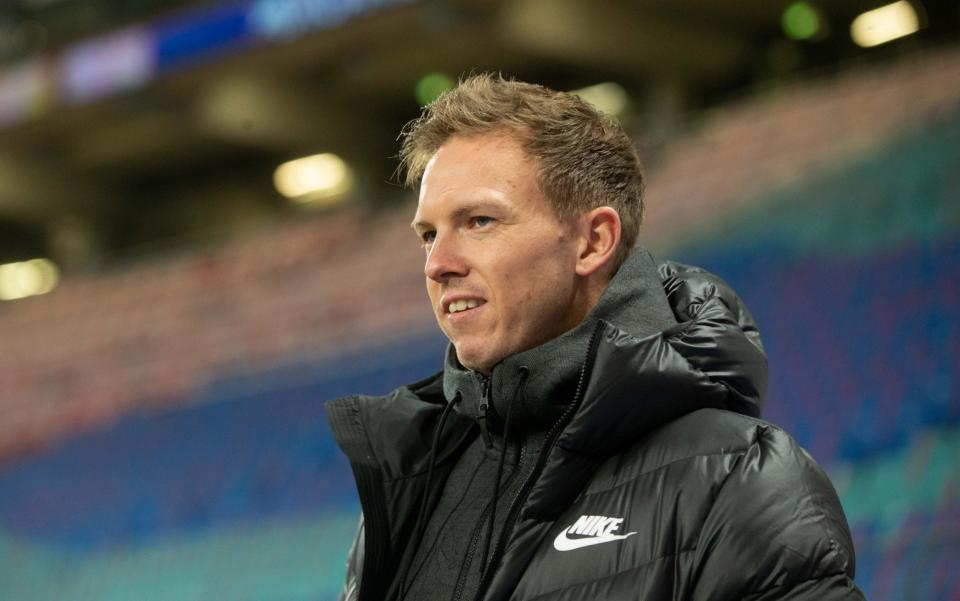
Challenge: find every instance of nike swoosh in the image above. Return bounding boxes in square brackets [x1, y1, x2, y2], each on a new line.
[553, 530, 637, 551]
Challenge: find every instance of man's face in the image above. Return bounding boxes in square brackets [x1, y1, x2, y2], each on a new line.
[412, 133, 586, 373]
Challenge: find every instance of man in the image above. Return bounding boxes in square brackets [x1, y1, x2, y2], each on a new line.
[326, 74, 864, 601]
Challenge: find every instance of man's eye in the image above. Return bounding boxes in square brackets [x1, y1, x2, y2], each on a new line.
[421, 231, 436, 244]
[471, 216, 493, 228]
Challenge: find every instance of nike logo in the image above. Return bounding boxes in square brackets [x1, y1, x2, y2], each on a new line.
[553, 515, 637, 551]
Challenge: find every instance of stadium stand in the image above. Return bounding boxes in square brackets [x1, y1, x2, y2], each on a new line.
[0, 45, 958, 600]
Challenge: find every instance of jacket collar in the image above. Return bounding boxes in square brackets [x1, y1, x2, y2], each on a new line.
[442, 249, 679, 429]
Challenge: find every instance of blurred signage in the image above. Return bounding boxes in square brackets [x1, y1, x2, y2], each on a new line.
[248, 0, 412, 40]
[60, 28, 155, 104]
[0, 0, 413, 128]
[153, 2, 252, 72]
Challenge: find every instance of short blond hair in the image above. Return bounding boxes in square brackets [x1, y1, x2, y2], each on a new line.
[399, 73, 645, 270]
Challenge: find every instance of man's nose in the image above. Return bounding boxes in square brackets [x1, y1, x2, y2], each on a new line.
[424, 233, 468, 282]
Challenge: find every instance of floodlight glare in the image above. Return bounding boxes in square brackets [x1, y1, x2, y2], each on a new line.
[274, 153, 353, 205]
[0, 258, 60, 301]
[851, 1, 920, 48]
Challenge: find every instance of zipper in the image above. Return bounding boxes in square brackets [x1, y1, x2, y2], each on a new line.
[477, 375, 493, 449]
[473, 321, 607, 601]
[450, 442, 525, 601]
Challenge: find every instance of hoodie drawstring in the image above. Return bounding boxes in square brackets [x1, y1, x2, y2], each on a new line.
[397, 392, 461, 601]
[478, 366, 529, 578]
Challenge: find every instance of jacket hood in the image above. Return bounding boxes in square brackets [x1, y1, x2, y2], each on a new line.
[525, 255, 768, 518]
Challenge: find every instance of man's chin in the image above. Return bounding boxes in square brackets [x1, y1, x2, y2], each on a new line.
[457, 357, 493, 375]
[454, 346, 496, 375]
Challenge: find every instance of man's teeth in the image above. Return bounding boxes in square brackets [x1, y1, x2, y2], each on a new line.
[448, 299, 481, 313]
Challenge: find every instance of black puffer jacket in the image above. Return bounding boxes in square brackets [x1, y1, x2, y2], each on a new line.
[326, 253, 863, 601]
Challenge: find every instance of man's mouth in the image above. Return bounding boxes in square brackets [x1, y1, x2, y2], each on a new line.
[445, 298, 486, 314]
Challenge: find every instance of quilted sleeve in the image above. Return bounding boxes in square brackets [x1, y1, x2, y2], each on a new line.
[687, 424, 865, 601]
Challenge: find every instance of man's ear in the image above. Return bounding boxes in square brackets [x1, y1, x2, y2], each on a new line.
[575, 206, 621, 277]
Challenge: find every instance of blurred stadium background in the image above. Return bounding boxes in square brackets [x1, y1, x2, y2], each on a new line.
[0, 0, 958, 599]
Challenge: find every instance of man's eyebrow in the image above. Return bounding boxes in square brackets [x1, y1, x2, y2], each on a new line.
[410, 200, 504, 232]
[410, 218, 431, 233]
